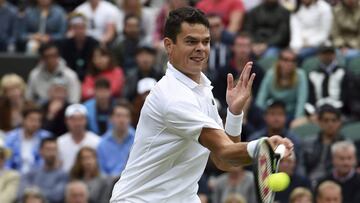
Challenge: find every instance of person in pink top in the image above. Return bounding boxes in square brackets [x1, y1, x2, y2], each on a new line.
[81, 46, 125, 101]
[196, 0, 245, 33]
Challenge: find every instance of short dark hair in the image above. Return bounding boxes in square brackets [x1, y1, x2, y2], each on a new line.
[40, 137, 57, 149]
[124, 13, 140, 25]
[111, 99, 133, 115]
[318, 104, 341, 120]
[39, 42, 59, 56]
[266, 100, 286, 113]
[95, 78, 111, 89]
[88, 46, 115, 76]
[164, 7, 209, 43]
[22, 104, 42, 118]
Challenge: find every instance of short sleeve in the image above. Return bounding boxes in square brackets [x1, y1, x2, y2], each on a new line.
[165, 100, 223, 141]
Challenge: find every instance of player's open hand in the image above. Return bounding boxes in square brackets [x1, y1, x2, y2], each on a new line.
[226, 61, 255, 115]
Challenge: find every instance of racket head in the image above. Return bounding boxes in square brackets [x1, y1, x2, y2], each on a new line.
[253, 138, 280, 203]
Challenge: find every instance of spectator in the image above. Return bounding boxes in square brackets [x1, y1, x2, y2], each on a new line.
[308, 44, 349, 113]
[317, 141, 360, 203]
[70, 147, 110, 203]
[112, 14, 145, 74]
[196, 0, 245, 33]
[17, 137, 68, 203]
[316, 181, 342, 203]
[248, 101, 303, 172]
[26, 42, 81, 104]
[57, 104, 100, 172]
[0, 0, 16, 52]
[290, 0, 333, 62]
[289, 187, 313, 203]
[124, 45, 163, 102]
[244, 0, 290, 58]
[81, 46, 125, 101]
[0, 74, 28, 132]
[97, 100, 135, 176]
[303, 104, 346, 182]
[276, 152, 312, 203]
[256, 49, 308, 120]
[84, 78, 113, 135]
[65, 181, 89, 203]
[57, 13, 99, 82]
[21, 187, 47, 203]
[213, 33, 264, 108]
[223, 193, 247, 203]
[331, 0, 360, 60]
[211, 167, 256, 203]
[75, 0, 121, 46]
[5, 105, 52, 173]
[19, 0, 67, 54]
[41, 78, 70, 137]
[0, 139, 20, 203]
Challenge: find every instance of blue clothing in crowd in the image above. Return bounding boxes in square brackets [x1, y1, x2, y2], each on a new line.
[97, 127, 135, 176]
[5, 128, 52, 172]
[0, 2, 16, 51]
[83, 98, 113, 135]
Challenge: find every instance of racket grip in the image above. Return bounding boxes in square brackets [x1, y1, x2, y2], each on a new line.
[275, 144, 286, 159]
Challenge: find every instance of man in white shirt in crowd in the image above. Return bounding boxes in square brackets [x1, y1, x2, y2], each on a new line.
[111, 7, 293, 203]
[57, 104, 100, 172]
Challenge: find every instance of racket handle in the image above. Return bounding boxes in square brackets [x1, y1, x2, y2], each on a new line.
[275, 144, 286, 159]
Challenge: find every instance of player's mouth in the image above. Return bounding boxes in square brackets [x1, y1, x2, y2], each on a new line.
[190, 57, 205, 63]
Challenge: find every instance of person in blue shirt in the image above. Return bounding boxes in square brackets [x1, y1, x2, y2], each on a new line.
[0, 0, 16, 52]
[97, 99, 135, 177]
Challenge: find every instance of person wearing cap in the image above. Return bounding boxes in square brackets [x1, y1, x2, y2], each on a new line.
[5, 105, 52, 174]
[57, 12, 99, 82]
[57, 103, 100, 172]
[308, 43, 350, 114]
[0, 139, 20, 203]
[124, 44, 163, 102]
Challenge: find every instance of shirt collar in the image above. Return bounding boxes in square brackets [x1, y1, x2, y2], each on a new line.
[166, 62, 212, 90]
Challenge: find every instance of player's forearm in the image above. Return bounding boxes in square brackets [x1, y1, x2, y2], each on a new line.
[217, 142, 252, 166]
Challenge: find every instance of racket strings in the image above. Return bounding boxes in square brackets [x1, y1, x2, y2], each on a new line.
[257, 143, 274, 203]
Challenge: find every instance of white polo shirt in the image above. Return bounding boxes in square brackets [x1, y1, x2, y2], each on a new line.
[110, 63, 224, 203]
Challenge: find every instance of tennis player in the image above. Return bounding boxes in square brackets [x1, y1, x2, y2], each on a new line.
[110, 7, 293, 203]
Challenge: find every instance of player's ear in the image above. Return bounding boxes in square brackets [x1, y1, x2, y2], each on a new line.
[164, 37, 173, 54]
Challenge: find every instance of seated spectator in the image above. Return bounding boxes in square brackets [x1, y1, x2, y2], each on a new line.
[196, 0, 245, 33]
[308, 44, 350, 114]
[316, 181, 342, 203]
[290, 0, 333, 62]
[70, 147, 111, 203]
[41, 78, 70, 137]
[17, 137, 68, 203]
[248, 101, 303, 172]
[303, 104, 346, 182]
[0, 139, 20, 203]
[244, 0, 290, 58]
[21, 187, 47, 203]
[275, 152, 312, 203]
[57, 104, 100, 172]
[256, 49, 308, 120]
[124, 45, 163, 102]
[82, 46, 125, 101]
[57, 13, 99, 82]
[26, 43, 81, 104]
[97, 100, 135, 176]
[332, 0, 360, 61]
[65, 180, 89, 203]
[0, 0, 16, 52]
[75, 0, 121, 46]
[112, 14, 146, 74]
[289, 187, 313, 203]
[317, 141, 360, 203]
[0, 74, 28, 131]
[223, 193, 247, 203]
[84, 78, 113, 135]
[211, 167, 256, 203]
[19, 0, 67, 54]
[5, 105, 52, 173]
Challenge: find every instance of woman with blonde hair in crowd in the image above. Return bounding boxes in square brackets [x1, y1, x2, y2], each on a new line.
[256, 48, 308, 123]
[223, 193, 247, 203]
[70, 147, 111, 203]
[0, 74, 29, 132]
[289, 187, 313, 203]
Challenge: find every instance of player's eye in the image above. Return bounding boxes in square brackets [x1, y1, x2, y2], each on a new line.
[186, 40, 197, 45]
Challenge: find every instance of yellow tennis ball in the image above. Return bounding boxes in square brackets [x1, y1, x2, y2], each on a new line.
[266, 172, 290, 192]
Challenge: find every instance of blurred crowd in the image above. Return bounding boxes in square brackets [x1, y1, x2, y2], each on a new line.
[0, 0, 360, 203]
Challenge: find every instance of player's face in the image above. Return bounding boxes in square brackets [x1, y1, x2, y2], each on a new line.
[165, 22, 210, 81]
[333, 148, 356, 176]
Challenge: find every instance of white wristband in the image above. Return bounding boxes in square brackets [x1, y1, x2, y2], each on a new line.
[247, 139, 261, 158]
[225, 108, 243, 137]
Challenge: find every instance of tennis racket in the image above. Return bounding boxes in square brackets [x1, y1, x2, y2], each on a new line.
[253, 138, 286, 203]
